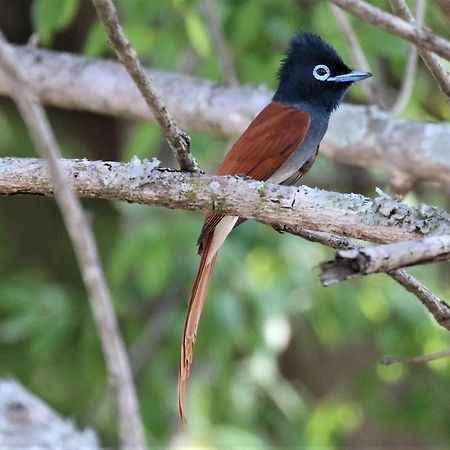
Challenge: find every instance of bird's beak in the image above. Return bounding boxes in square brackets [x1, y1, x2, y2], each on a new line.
[327, 70, 372, 83]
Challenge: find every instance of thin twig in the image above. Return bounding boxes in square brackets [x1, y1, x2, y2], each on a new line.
[91, 0, 198, 172]
[389, 0, 424, 114]
[277, 225, 450, 332]
[389, 0, 450, 103]
[381, 348, 450, 365]
[0, 31, 147, 449]
[202, 0, 238, 85]
[329, 0, 450, 61]
[329, 3, 379, 103]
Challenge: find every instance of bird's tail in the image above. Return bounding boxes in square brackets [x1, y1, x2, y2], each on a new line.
[178, 231, 218, 427]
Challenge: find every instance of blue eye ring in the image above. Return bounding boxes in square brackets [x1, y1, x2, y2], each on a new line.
[313, 64, 331, 81]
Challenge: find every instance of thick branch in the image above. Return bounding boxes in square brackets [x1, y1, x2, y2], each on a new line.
[2, 156, 450, 330]
[329, 0, 450, 61]
[320, 235, 450, 285]
[0, 47, 449, 188]
[0, 35, 146, 449]
[91, 0, 197, 172]
[1, 157, 450, 244]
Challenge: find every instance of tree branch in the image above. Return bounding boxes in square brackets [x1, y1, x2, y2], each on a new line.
[91, 0, 197, 172]
[0, 47, 449, 189]
[1, 157, 450, 244]
[278, 226, 450, 332]
[389, 0, 424, 114]
[329, 0, 450, 62]
[381, 348, 450, 365]
[0, 34, 147, 449]
[389, 0, 450, 102]
[201, 0, 238, 85]
[329, 3, 379, 104]
[2, 155, 450, 331]
[320, 235, 450, 285]
[0, 379, 99, 448]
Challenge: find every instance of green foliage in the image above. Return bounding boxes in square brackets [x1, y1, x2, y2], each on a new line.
[31, 0, 80, 45]
[2, 0, 450, 448]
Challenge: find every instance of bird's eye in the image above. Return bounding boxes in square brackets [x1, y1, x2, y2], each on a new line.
[312, 64, 331, 81]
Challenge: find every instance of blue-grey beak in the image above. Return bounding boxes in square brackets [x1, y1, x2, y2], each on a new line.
[327, 70, 372, 83]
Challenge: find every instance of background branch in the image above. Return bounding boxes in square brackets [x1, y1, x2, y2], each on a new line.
[389, 0, 450, 102]
[329, 3, 379, 104]
[0, 379, 99, 448]
[0, 34, 146, 449]
[91, 0, 197, 172]
[389, 0, 424, 114]
[382, 348, 450, 365]
[329, 0, 450, 61]
[201, 0, 238, 85]
[0, 47, 449, 189]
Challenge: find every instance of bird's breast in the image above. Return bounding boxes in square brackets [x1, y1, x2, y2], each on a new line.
[269, 112, 329, 184]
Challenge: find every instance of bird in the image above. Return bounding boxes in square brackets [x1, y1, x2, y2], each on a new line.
[178, 31, 372, 425]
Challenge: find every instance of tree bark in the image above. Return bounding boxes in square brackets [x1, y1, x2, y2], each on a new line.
[1, 157, 450, 244]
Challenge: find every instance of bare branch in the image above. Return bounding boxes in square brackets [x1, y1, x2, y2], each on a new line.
[202, 0, 238, 85]
[389, 0, 423, 114]
[0, 47, 450, 189]
[2, 157, 450, 244]
[381, 348, 450, 365]
[389, 0, 450, 103]
[329, 3, 379, 103]
[0, 379, 99, 448]
[277, 226, 450, 332]
[329, 0, 450, 61]
[0, 34, 147, 449]
[388, 270, 450, 330]
[91, 0, 197, 172]
[320, 235, 450, 285]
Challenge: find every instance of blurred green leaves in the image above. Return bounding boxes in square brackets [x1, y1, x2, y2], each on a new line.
[32, 0, 80, 44]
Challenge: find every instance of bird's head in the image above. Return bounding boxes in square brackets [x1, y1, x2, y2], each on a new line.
[274, 32, 372, 112]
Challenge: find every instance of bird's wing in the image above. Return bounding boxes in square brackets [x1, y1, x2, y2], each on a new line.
[216, 101, 311, 178]
[200, 101, 311, 241]
[178, 101, 311, 426]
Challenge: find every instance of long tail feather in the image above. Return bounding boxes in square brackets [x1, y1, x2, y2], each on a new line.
[178, 233, 217, 427]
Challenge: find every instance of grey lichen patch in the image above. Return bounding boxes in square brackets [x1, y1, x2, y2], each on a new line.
[185, 177, 212, 188]
[209, 181, 221, 191]
[368, 189, 450, 236]
[126, 156, 160, 187]
[181, 188, 197, 203]
[34, 177, 52, 190]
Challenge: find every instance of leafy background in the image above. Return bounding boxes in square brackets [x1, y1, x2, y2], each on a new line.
[0, 0, 450, 448]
